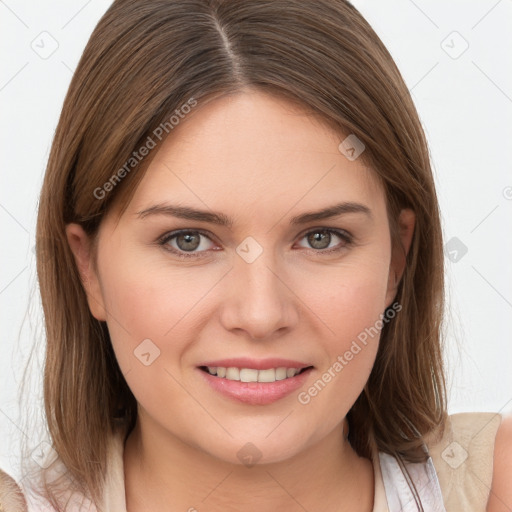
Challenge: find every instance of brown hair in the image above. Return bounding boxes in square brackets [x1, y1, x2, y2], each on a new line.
[35, 0, 447, 508]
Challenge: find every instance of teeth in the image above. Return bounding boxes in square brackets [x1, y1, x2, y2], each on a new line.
[275, 367, 288, 380]
[286, 368, 297, 378]
[225, 367, 240, 381]
[240, 369, 258, 382]
[258, 369, 277, 383]
[206, 366, 303, 383]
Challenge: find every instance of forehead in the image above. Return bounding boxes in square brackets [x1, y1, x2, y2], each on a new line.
[120, 90, 387, 227]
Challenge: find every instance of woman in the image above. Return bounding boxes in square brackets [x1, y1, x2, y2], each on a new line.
[2, 0, 511, 510]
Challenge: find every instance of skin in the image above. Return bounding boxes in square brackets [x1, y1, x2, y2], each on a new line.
[66, 89, 416, 512]
[486, 413, 512, 512]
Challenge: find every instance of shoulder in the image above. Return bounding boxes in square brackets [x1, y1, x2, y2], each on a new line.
[486, 412, 512, 512]
[0, 467, 28, 511]
[425, 411, 503, 511]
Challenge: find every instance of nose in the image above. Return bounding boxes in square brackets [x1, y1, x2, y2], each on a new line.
[219, 249, 300, 340]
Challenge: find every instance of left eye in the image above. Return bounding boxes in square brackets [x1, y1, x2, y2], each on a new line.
[296, 229, 352, 251]
[158, 228, 352, 258]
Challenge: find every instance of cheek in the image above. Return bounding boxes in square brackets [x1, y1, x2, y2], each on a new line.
[291, 255, 390, 409]
[96, 250, 223, 371]
[96, 255, 202, 413]
[99, 244, 194, 326]
[297, 252, 391, 336]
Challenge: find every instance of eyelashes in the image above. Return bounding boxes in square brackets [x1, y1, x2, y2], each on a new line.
[157, 228, 354, 259]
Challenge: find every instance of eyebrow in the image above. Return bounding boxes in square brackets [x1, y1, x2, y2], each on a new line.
[135, 201, 372, 227]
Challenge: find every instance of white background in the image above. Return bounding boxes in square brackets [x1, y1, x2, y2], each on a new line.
[1, 0, 511, 478]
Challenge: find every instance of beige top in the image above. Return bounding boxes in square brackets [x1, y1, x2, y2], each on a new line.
[1, 412, 502, 511]
[427, 412, 502, 510]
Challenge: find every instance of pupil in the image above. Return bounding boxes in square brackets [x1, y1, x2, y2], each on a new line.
[178, 232, 200, 251]
[309, 231, 330, 249]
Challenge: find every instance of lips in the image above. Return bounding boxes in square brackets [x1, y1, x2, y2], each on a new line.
[197, 357, 313, 371]
[198, 366, 311, 383]
[196, 357, 315, 405]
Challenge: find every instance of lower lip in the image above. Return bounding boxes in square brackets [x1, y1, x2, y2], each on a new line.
[197, 367, 314, 405]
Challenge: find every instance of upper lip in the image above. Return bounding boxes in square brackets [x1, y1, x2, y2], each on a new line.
[198, 358, 314, 371]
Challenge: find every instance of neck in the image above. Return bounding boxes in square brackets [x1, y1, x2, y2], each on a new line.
[124, 415, 374, 512]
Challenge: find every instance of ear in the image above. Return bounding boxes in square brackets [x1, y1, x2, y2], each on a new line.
[65, 223, 107, 321]
[385, 208, 415, 307]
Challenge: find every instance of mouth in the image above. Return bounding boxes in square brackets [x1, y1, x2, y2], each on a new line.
[198, 365, 314, 383]
[196, 364, 315, 405]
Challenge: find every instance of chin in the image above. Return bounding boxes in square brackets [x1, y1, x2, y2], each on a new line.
[196, 427, 314, 467]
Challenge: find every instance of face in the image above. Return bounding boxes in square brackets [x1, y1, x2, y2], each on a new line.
[67, 89, 413, 465]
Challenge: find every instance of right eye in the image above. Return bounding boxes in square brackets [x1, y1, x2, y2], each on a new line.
[158, 230, 218, 258]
